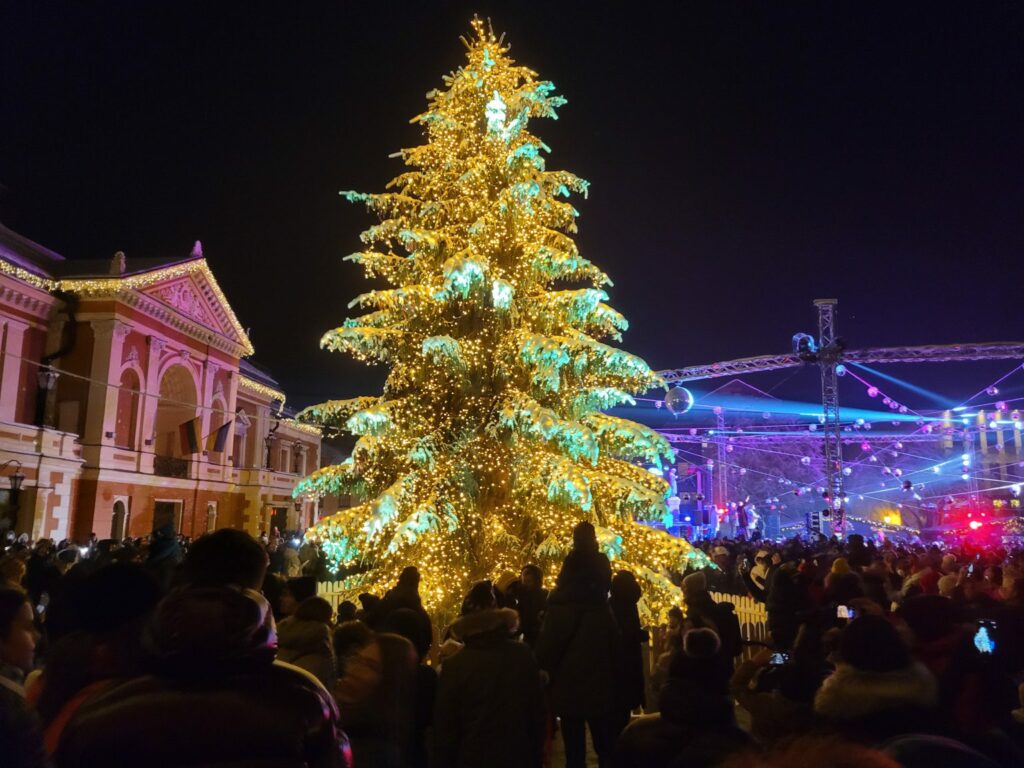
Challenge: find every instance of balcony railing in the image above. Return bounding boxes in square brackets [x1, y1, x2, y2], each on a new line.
[154, 455, 190, 478]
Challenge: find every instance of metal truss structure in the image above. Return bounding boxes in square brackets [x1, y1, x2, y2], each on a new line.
[659, 341, 1024, 384]
[657, 300, 1024, 536]
[660, 432, 949, 444]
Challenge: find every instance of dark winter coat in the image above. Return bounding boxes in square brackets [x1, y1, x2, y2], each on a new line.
[536, 592, 620, 717]
[610, 583, 646, 712]
[814, 661, 939, 744]
[434, 608, 544, 768]
[380, 585, 433, 654]
[277, 616, 337, 689]
[56, 586, 348, 768]
[513, 585, 548, 648]
[0, 672, 47, 768]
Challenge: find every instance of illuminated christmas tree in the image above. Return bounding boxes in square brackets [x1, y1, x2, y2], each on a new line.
[296, 18, 709, 619]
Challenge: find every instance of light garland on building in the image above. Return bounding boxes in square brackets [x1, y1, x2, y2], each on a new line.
[0, 255, 254, 356]
[239, 375, 287, 407]
[296, 18, 709, 619]
[282, 418, 322, 437]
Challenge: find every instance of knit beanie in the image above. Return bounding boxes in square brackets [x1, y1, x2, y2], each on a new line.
[683, 627, 721, 659]
[831, 557, 850, 576]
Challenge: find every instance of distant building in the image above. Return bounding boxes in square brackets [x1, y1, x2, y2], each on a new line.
[0, 222, 320, 541]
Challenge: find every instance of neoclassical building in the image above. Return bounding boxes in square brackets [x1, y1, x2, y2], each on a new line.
[0, 222, 320, 541]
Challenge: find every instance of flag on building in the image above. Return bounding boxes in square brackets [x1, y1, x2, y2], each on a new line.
[206, 420, 233, 453]
[178, 417, 202, 454]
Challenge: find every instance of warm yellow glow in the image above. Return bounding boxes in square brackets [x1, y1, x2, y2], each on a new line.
[298, 18, 708, 620]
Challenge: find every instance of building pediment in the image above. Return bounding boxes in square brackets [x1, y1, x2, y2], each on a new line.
[60, 258, 254, 357]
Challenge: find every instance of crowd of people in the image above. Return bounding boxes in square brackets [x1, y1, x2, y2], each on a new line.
[1, 521, 1023, 767]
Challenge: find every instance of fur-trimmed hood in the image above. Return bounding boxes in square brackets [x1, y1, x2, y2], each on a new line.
[814, 662, 938, 721]
[450, 608, 519, 642]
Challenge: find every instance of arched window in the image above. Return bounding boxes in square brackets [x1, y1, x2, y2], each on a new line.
[114, 368, 141, 448]
[111, 500, 127, 540]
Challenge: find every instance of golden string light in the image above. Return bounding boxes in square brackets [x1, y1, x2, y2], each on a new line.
[298, 18, 709, 620]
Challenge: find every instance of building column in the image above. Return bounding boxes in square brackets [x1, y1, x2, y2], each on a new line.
[0, 319, 29, 423]
[81, 319, 130, 465]
[199, 359, 219, 461]
[222, 370, 239, 467]
[137, 336, 167, 470]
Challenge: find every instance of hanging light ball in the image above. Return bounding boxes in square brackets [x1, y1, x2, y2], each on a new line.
[987, 386, 1000, 396]
[860, 441, 871, 451]
[898, 406, 909, 414]
[869, 455, 878, 462]
[726, 444, 734, 452]
[882, 397, 891, 406]
[996, 401, 1007, 411]
[664, 386, 695, 416]
[889, 401, 899, 410]
[867, 387, 879, 397]
[800, 456, 812, 466]
[843, 467, 853, 476]
[894, 468, 903, 477]
[809, 424, 818, 432]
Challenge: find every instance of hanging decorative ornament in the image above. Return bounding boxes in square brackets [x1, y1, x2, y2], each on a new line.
[861, 441, 871, 451]
[883, 397, 892, 406]
[843, 467, 853, 476]
[664, 386, 694, 416]
[898, 406, 909, 414]
[809, 424, 818, 432]
[869, 455, 878, 462]
[800, 456, 811, 466]
[867, 387, 879, 398]
[987, 386, 999, 396]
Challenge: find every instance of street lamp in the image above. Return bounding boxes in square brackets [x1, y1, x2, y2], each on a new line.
[34, 366, 60, 427]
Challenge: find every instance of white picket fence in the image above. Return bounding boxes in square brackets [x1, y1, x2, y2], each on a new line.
[710, 591, 770, 656]
[317, 581, 768, 646]
[317, 580, 351, 613]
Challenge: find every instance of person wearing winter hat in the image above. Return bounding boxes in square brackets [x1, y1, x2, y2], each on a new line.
[814, 615, 938, 743]
[617, 625, 753, 767]
[277, 596, 337, 689]
[831, 557, 851, 576]
[57, 530, 348, 767]
[434, 581, 543, 768]
[937, 574, 957, 598]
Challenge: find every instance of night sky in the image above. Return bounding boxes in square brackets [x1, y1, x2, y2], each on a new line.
[2, 1, 1023, 412]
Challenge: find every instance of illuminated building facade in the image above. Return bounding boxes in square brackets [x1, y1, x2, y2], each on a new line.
[0, 222, 320, 541]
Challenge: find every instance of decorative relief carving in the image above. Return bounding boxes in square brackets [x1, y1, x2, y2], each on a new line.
[150, 280, 219, 330]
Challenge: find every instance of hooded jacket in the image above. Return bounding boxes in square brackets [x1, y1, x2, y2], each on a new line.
[277, 616, 337, 689]
[814, 661, 938, 743]
[55, 587, 348, 768]
[434, 608, 544, 768]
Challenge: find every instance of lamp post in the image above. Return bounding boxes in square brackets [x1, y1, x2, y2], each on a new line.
[0, 459, 25, 534]
[34, 365, 60, 427]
